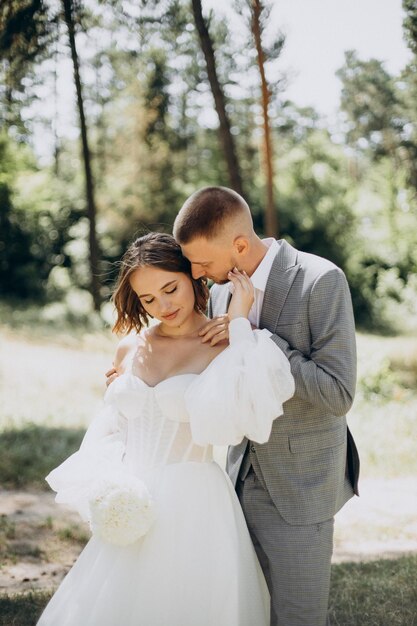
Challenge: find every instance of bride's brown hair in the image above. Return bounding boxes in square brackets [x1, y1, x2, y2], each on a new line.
[112, 232, 209, 334]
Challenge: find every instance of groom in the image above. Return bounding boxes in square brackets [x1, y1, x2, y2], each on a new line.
[173, 186, 360, 626]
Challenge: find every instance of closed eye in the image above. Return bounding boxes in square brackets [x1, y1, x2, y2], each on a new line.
[143, 286, 176, 305]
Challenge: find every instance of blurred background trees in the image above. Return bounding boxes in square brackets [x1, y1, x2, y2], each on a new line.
[0, 0, 416, 332]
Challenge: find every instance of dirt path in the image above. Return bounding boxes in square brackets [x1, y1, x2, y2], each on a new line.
[334, 476, 417, 561]
[0, 490, 88, 594]
[1, 477, 416, 595]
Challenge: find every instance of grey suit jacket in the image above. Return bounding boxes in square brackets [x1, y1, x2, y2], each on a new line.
[209, 239, 360, 525]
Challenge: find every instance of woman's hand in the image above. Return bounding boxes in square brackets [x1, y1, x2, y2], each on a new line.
[227, 268, 254, 321]
[105, 366, 119, 387]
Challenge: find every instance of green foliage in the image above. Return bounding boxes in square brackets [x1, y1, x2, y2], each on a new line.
[0, 133, 83, 301]
[0, 0, 57, 135]
[0, 2, 416, 330]
[276, 127, 365, 313]
[0, 0, 55, 71]
[336, 51, 404, 157]
[279, 129, 356, 259]
[359, 357, 400, 401]
[403, 0, 417, 56]
[0, 424, 84, 489]
[335, 49, 417, 329]
[0, 199, 75, 301]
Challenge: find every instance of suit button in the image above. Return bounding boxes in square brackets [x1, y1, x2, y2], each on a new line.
[250, 445, 256, 453]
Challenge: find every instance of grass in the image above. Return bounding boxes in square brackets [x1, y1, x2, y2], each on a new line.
[6, 542, 43, 559]
[329, 555, 417, 625]
[0, 556, 416, 626]
[0, 591, 53, 626]
[0, 326, 115, 431]
[0, 425, 84, 489]
[57, 524, 90, 544]
[0, 515, 16, 540]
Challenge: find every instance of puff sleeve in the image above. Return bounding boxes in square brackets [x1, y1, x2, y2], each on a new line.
[185, 317, 295, 446]
[45, 400, 127, 522]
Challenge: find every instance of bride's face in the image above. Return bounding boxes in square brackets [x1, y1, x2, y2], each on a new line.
[130, 266, 196, 326]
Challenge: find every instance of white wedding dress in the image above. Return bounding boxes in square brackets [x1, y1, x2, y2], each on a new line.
[37, 319, 294, 626]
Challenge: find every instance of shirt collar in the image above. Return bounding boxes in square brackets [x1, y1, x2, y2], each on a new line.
[250, 238, 279, 292]
[227, 238, 279, 294]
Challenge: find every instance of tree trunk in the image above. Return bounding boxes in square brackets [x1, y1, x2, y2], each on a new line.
[62, 0, 101, 311]
[251, 0, 278, 237]
[52, 42, 60, 178]
[191, 0, 244, 197]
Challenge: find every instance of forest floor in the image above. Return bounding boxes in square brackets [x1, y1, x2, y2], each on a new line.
[1, 476, 417, 595]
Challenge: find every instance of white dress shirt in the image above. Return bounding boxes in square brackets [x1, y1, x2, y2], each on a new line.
[229, 238, 280, 328]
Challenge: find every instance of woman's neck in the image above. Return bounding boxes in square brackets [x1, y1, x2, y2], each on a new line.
[156, 312, 207, 339]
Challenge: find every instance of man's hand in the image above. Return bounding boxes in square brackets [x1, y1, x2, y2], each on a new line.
[199, 314, 230, 346]
[105, 366, 119, 387]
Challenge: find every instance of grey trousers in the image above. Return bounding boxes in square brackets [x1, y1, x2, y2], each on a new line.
[236, 468, 333, 626]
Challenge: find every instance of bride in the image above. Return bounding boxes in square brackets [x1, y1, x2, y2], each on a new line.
[37, 232, 294, 626]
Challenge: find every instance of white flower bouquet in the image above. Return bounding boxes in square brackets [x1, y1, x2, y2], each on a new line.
[88, 473, 155, 547]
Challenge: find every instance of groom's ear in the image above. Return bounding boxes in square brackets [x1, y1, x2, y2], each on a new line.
[233, 236, 249, 256]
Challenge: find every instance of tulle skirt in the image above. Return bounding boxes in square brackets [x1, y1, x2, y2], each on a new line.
[37, 461, 270, 626]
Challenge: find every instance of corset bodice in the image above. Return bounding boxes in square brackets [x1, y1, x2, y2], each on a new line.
[104, 373, 214, 474]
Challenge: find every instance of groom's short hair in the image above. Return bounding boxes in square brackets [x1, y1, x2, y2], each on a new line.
[174, 186, 250, 243]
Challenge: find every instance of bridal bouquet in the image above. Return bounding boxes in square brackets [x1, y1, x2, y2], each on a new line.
[88, 473, 155, 547]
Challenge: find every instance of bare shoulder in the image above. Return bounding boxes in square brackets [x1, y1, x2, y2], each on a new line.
[113, 334, 142, 369]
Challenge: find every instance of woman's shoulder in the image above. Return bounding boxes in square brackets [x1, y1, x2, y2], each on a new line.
[113, 333, 144, 368]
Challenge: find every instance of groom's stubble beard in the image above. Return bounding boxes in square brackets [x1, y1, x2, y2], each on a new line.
[209, 265, 236, 284]
[214, 279, 229, 285]
[212, 254, 241, 284]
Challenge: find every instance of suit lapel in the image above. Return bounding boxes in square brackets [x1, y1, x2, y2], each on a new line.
[212, 239, 300, 326]
[259, 240, 300, 331]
